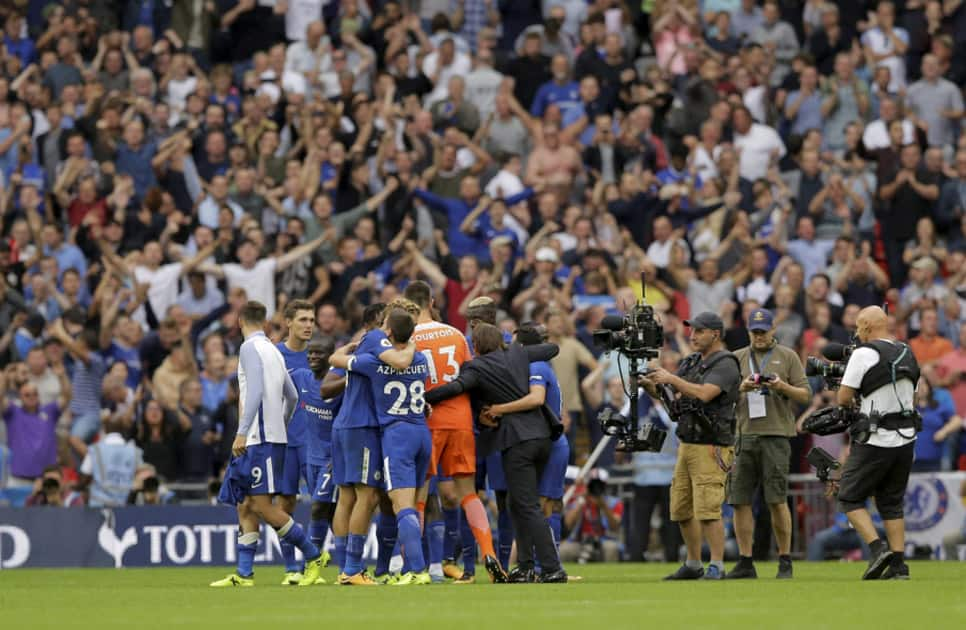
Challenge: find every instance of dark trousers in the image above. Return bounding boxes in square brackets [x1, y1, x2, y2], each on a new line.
[502, 437, 560, 572]
[629, 485, 681, 562]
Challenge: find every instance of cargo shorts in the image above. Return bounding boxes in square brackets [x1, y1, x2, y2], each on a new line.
[670, 443, 734, 522]
[726, 435, 791, 506]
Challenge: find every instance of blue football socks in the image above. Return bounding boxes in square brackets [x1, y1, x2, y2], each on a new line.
[397, 508, 426, 573]
[237, 532, 258, 577]
[375, 512, 398, 576]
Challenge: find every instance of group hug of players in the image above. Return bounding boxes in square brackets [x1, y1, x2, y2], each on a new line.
[210, 282, 570, 587]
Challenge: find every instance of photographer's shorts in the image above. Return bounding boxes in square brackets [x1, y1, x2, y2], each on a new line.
[726, 435, 790, 506]
[837, 442, 915, 520]
[670, 443, 734, 522]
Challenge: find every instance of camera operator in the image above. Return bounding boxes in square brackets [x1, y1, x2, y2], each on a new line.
[727, 309, 811, 580]
[836, 306, 920, 580]
[639, 312, 742, 580]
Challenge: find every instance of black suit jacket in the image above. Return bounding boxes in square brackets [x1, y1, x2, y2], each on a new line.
[425, 343, 562, 455]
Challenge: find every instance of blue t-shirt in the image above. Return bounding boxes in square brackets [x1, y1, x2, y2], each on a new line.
[529, 361, 562, 418]
[200, 376, 228, 414]
[293, 367, 343, 464]
[107, 342, 142, 389]
[348, 352, 429, 428]
[277, 342, 310, 445]
[915, 389, 956, 463]
[333, 329, 390, 430]
[531, 81, 582, 121]
[276, 342, 310, 372]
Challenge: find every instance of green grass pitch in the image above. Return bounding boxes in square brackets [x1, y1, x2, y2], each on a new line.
[3, 562, 965, 629]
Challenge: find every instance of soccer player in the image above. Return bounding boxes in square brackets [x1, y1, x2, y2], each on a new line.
[276, 299, 315, 585]
[332, 307, 433, 586]
[326, 303, 415, 585]
[403, 282, 506, 583]
[210, 301, 324, 588]
[495, 323, 569, 560]
[291, 336, 342, 582]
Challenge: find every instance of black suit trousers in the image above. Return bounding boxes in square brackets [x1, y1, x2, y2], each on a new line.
[502, 437, 560, 572]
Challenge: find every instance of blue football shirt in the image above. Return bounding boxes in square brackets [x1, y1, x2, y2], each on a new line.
[530, 361, 562, 418]
[277, 341, 310, 445]
[347, 353, 429, 428]
[292, 367, 343, 465]
[333, 329, 390, 430]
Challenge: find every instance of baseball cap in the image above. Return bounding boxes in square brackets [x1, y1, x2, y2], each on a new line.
[683, 312, 724, 332]
[535, 247, 559, 263]
[747, 308, 774, 331]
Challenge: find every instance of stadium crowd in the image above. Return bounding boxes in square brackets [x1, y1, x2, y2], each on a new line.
[1, 0, 966, 559]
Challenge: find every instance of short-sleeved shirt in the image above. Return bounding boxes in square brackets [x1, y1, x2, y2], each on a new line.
[222, 258, 278, 317]
[292, 367, 343, 464]
[906, 78, 965, 147]
[348, 352, 430, 428]
[678, 351, 742, 421]
[530, 361, 562, 418]
[107, 341, 142, 389]
[69, 352, 106, 416]
[276, 341, 310, 445]
[840, 340, 917, 448]
[333, 329, 390, 430]
[687, 278, 734, 319]
[134, 263, 183, 324]
[860, 27, 909, 91]
[733, 343, 811, 436]
[909, 335, 954, 366]
[412, 321, 473, 431]
[3, 402, 60, 478]
[786, 238, 834, 282]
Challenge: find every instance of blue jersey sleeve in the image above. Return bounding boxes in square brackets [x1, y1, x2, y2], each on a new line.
[358, 329, 391, 357]
[347, 353, 380, 378]
[530, 361, 562, 418]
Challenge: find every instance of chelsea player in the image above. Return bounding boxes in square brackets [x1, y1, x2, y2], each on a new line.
[332, 308, 433, 586]
[325, 303, 415, 585]
[276, 299, 315, 585]
[290, 336, 343, 581]
[210, 301, 324, 588]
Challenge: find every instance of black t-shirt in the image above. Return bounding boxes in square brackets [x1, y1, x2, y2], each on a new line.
[889, 168, 940, 240]
[137, 422, 183, 482]
[505, 54, 551, 110]
[179, 406, 217, 480]
[677, 351, 742, 421]
[843, 278, 885, 308]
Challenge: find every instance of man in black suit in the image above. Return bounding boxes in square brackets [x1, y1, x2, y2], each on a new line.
[424, 323, 567, 583]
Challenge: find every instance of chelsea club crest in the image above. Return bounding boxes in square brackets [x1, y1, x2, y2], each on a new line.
[904, 478, 948, 532]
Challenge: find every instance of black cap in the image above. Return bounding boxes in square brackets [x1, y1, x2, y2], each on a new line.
[683, 312, 724, 332]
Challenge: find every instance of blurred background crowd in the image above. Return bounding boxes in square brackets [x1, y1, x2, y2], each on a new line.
[0, 0, 965, 558]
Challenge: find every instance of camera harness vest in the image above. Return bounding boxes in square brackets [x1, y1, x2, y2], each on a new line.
[673, 350, 740, 456]
[855, 339, 922, 438]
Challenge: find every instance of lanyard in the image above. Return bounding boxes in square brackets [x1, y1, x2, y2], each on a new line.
[749, 346, 775, 376]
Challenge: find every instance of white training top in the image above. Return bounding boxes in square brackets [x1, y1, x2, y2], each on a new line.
[237, 331, 298, 446]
